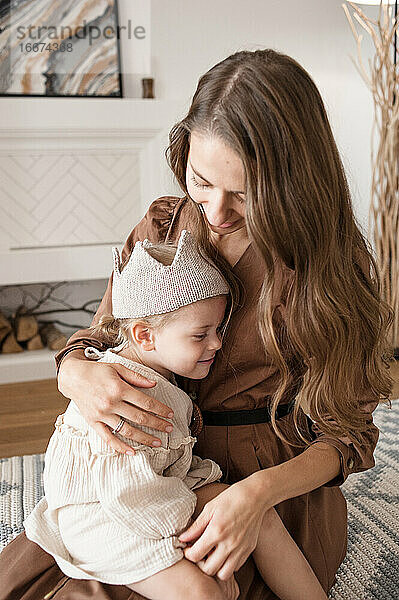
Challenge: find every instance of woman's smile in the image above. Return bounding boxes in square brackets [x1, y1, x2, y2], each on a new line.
[211, 220, 239, 229]
[219, 221, 236, 228]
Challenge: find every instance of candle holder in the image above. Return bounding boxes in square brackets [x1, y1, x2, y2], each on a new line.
[141, 77, 154, 99]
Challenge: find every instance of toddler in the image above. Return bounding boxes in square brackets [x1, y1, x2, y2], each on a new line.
[24, 230, 328, 600]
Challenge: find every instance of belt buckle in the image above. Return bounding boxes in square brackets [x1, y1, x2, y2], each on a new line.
[190, 401, 203, 436]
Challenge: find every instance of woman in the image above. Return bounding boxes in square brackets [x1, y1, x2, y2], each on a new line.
[0, 49, 392, 600]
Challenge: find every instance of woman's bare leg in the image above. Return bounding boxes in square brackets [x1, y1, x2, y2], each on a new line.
[127, 557, 232, 600]
[193, 482, 327, 600]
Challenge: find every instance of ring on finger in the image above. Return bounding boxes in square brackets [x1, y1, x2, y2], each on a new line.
[112, 417, 125, 435]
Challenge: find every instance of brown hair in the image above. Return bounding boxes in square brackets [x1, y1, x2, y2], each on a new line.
[165, 48, 394, 445]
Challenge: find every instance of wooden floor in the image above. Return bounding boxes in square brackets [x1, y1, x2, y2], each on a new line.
[1, 361, 399, 459]
[0, 379, 68, 458]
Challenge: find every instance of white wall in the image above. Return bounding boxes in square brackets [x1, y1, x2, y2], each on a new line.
[120, 0, 379, 243]
[1, 1, 383, 336]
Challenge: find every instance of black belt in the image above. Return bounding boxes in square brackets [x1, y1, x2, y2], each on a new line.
[201, 403, 294, 427]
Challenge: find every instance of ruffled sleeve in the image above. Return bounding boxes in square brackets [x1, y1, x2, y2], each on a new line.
[182, 454, 223, 490]
[54, 196, 188, 372]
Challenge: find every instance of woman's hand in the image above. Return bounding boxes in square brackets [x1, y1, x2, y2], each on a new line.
[179, 474, 270, 581]
[58, 349, 175, 454]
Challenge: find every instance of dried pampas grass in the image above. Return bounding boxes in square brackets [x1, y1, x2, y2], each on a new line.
[343, 1, 399, 348]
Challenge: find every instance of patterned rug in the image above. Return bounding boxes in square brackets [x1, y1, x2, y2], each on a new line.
[0, 452, 44, 548]
[329, 402, 399, 599]
[0, 404, 398, 599]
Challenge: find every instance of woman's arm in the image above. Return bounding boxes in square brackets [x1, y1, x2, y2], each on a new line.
[249, 440, 341, 508]
[180, 383, 379, 579]
[180, 254, 381, 578]
[178, 442, 340, 580]
[179, 389, 379, 579]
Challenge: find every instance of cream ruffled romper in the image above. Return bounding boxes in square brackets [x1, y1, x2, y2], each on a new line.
[23, 348, 222, 585]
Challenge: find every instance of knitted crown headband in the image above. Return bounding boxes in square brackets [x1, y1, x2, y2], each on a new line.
[111, 230, 230, 319]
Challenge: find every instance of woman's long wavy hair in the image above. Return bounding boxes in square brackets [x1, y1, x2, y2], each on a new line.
[166, 48, 394, 445]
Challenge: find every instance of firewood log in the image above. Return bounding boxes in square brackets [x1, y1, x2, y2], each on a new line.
[2, 332, 23, 353]
[15, 306, 39, 342]
[40, 323, 67, 351]
[27, 334, 44, 351]
[0, 311, 12, 345]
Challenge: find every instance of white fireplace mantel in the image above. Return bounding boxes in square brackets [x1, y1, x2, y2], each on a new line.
[0, 97, 185, 285]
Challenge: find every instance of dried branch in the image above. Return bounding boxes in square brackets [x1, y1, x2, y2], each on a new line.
[33, 306, 98, 317]
[28, 282, 66, 312]
[0, 282, 101, 334]
[343, 0, 399, 347]
[343, 2, 399, 347]
[37, 319, 88, 330]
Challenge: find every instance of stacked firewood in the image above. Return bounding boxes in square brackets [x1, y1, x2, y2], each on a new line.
[0, 306, 67, 354]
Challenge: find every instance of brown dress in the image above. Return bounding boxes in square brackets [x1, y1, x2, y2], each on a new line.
[0, 196, 379, 600]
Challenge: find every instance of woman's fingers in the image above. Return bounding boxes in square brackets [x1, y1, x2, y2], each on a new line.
[93, 418, 165, 455]
[113, 363, 174, 420]
[117, 396, 174, 433]
[216, 550, 246, 581]
[197, 545, 227, 577]
[182, 526, 216, 563]
[94, 363, 175, 447]
[92, 421, 134, 454]
[117, 401, 173, 433]
[183, 481, 267, 583]
[109, 416, 164, 447]
[178, 510, 209, 544]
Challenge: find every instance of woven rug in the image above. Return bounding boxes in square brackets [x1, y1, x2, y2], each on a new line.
[0, 452, 44, 549]
[0, 404, 398, 599]
[329, 402, 399, 599]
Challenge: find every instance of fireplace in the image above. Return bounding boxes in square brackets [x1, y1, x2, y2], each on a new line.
[0, 97, 182, 382]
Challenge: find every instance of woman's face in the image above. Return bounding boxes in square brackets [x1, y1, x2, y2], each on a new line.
[186, 131, 246, 236]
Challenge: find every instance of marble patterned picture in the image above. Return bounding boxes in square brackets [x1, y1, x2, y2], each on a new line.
[0, 0, 123, 96]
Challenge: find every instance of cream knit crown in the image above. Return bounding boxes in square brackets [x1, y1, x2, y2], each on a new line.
[112, 230, 230, 319]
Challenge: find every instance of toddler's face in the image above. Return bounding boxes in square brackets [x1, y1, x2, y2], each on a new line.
[153, 295, 227, 379]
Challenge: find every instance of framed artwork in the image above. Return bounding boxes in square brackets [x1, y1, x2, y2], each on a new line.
[0, 0, 123, 97]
